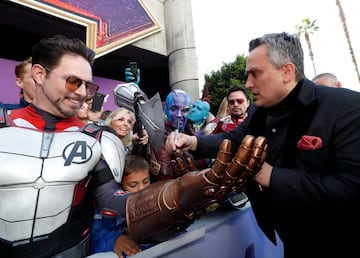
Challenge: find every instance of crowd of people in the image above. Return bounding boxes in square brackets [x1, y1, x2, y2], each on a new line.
[0, 31, 359, 258]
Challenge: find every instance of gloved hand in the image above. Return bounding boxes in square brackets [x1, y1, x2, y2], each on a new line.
[126, 135, 267, 243]
[170, 156, 198, 177]
[212, 135, 268, 201]
[125, 67, 140, 85]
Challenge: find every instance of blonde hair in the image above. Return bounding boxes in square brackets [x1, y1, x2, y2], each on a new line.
[216, 97, 230, 118]
[104, 107, 135, 148]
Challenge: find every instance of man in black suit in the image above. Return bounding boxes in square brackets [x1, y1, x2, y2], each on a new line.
[165, 32, 360, 258]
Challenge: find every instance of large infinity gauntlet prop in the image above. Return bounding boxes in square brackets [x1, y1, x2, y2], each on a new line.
[126, 135, 267, 243]
[213, 134, 268, 201]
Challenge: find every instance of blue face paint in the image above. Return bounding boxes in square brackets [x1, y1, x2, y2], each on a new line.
[187, 100, 210, 125]
[164, 89, 191, 130]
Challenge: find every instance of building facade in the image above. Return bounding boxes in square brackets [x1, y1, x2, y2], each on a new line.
[0, 0, 200, 110]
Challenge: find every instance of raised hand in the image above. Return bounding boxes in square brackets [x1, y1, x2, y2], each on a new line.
[125, 67, 140, 85]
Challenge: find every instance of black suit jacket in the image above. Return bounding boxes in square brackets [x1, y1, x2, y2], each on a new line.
[195, 79, 360, 256]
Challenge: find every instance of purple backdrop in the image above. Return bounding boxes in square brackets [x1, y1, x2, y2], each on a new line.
[0, 57, 121, 111]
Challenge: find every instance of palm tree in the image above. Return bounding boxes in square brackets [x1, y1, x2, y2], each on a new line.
[296, 18, 319, 75]
[336, 0, 360, 86]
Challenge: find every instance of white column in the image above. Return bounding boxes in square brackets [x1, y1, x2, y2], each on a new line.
[165, 0, 200, 101]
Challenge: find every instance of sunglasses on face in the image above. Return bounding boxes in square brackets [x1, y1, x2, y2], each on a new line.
[43, 66, 99, 97]
[228, 98, 245, 105]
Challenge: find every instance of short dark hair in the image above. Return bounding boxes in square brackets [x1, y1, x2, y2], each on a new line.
[124, 155, 149, 176]
[32, 34, 95, 70]
[226, 85, 249, 100]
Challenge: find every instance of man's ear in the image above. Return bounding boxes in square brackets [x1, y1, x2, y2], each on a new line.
[282, 62, 296, 83]
[336, 81, 342, 88]
[15, 77, 24, 89]
[32, 64, 46, 85]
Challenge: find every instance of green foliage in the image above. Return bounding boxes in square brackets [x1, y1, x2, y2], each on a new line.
[295, 18, 319, 36]
[202, 54, 250, 114]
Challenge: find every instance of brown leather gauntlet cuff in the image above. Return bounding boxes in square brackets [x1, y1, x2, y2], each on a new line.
[126, 179, 201, 243]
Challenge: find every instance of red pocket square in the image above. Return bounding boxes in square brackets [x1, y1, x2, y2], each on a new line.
[297, 135, 323, 150]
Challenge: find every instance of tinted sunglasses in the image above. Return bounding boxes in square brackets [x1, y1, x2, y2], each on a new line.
[228, 98, 245, 105]
[43, 66, 99, 97]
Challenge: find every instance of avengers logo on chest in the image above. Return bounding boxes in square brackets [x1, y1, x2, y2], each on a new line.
[62, 141, 93, 166]
[38, 131, 102, 173]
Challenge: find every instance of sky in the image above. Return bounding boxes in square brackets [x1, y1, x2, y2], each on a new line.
[191, 0, 359, 93]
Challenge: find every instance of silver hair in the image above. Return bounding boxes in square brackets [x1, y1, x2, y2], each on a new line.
[249, 32, 305, 81]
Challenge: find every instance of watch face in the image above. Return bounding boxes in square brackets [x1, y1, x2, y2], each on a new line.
[229, 192, 248, 208]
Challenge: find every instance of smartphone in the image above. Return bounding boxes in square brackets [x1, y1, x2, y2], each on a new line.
[129, 61, 137, 77]
[91, 92, 106, 112]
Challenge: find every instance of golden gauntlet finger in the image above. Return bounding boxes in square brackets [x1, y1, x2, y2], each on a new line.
[203, 139, 232, 185]
[246, 136, 267, 178]
[223, 135, 256, 185]
[233, 135, 267, 180]
[218, 135, 267, 197]
[185, 156, 198, 171]
[170, 156, 198, 177]
[202, 139, 233, 209]
[170, 157, 187, 177]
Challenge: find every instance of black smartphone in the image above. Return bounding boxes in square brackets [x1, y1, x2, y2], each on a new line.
[91, 92, 106, 112]
[129, 61, 137, 77]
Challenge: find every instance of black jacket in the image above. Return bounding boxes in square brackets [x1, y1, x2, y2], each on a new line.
[194, 79, 360, 257]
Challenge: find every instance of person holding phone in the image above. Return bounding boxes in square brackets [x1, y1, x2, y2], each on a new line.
[77, 97, 105, 125]
[91, 92, 106, 112]
[125, 62, 140, 85]
[89, 92, 107, 125]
